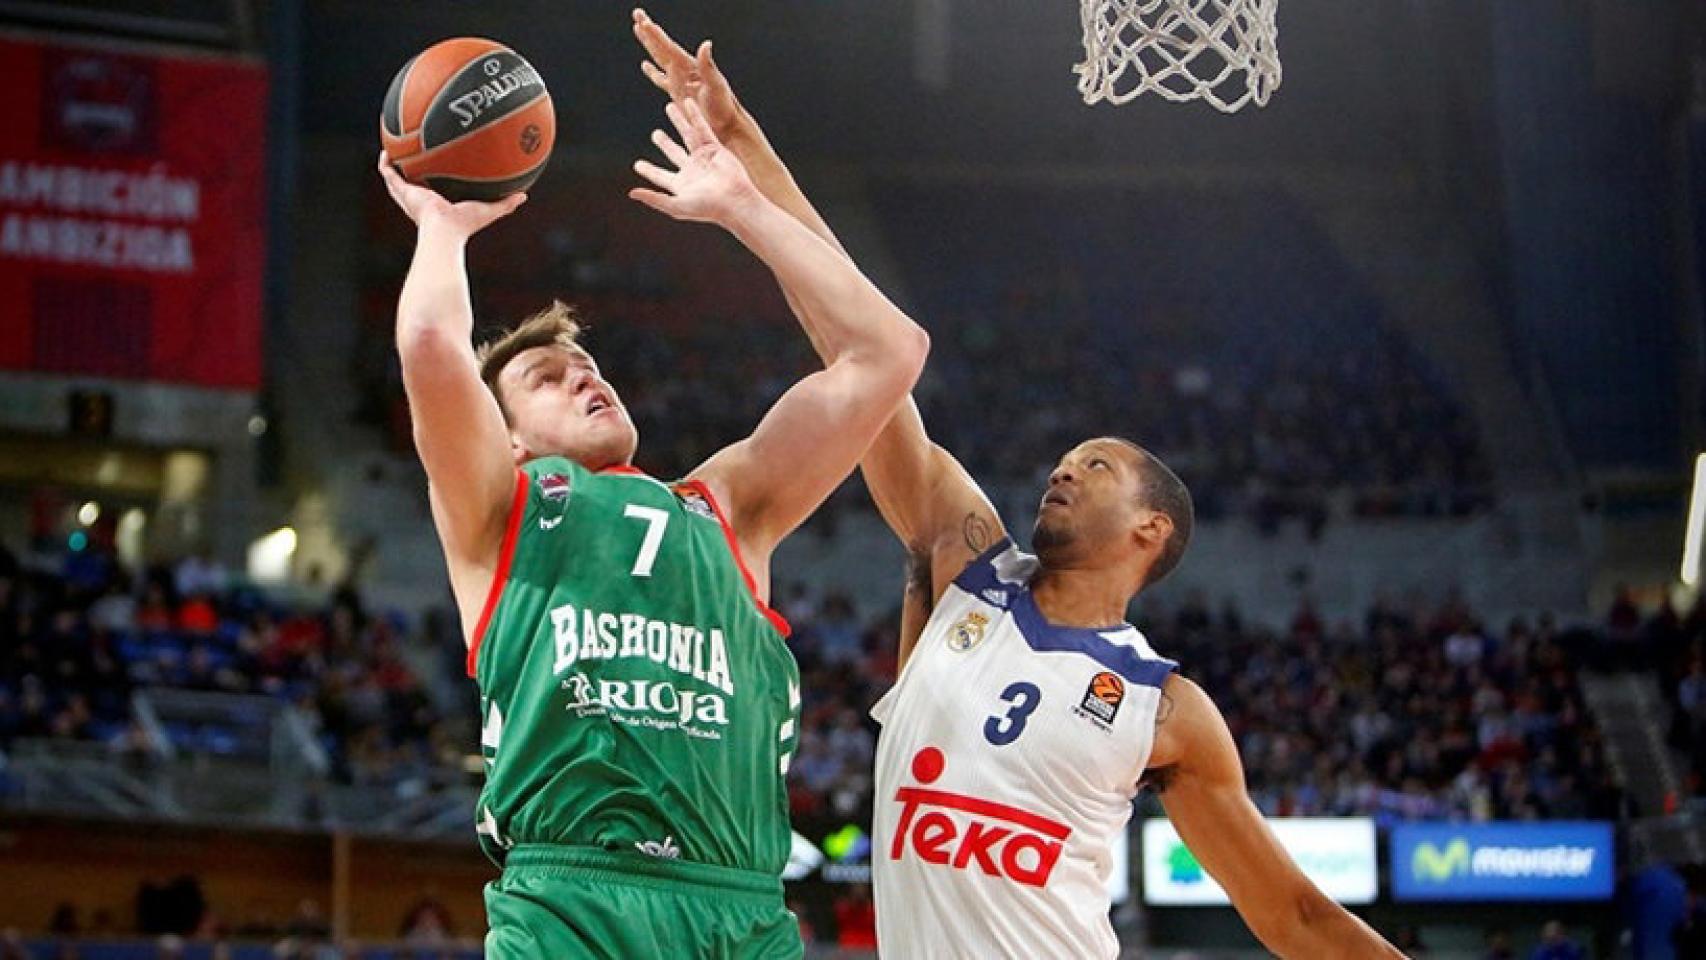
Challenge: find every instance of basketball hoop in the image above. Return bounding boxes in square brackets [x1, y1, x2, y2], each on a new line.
[1075, 0, 1281, 113]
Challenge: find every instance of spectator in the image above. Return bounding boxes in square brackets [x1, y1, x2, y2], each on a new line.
[284, 900, 329, 940]
[399, 897, 453, 945]
[1528, 921, 1585, 960]
[1445, 625, 1485, 667]
[832, 884, 877, 951]
[1481, 927, 1515, 960]
[47, 903, 79, 936]
[173, 554, 228, 599]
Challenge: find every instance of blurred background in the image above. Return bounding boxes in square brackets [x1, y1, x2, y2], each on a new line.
[0, 0, 1703, 957]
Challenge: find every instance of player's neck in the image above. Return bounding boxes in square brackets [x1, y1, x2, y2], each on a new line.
[1029, 566, 1131, 629]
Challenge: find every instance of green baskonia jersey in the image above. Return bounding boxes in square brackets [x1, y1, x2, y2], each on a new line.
[469, 456, 801, 875]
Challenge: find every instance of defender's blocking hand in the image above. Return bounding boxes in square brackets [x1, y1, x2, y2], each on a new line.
[629, 100, 761, 226]
[632, 8, 746, 142]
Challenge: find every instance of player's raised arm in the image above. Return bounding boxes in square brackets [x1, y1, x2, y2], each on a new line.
[1149, 677, 1405, 959]
[628, 99, 929, 563]
[633, 9, 848, 263]
[634, 10, 1003, 626]
[379, 155, 523, 579]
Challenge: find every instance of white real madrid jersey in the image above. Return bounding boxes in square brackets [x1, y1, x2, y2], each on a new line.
[870, 538, 1176, 959]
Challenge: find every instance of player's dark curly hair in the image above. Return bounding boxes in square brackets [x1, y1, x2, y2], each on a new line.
[1109, 438, 1194, 587]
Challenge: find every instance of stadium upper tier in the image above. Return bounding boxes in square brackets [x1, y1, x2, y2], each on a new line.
[354, 174, 1492, 537]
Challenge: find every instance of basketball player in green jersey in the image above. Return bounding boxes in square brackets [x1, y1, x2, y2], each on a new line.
[378, 90, 928, 956]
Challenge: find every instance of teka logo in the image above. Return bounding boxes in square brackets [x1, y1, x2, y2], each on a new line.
[890, 747, 1069, 888]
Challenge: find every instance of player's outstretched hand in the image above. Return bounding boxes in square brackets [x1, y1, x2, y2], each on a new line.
[629, 99, 760, 226]
[376, 152, 525, 238]
[632, 8, 745, 142]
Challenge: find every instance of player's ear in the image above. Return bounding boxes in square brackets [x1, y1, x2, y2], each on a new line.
[1133, 508, 1173, 553]
[509, 431, 532, 465]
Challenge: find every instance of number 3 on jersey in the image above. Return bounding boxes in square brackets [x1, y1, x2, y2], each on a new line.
[623, 504, 669, 577]
[984, 681, 1042, 746]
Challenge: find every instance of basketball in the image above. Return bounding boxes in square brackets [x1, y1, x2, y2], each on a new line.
[380, 37, 555, 203]
[1091, 671, 1124, 704]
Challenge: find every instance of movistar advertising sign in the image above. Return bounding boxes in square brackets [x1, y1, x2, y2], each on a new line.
[1391, 822, 1614, 901]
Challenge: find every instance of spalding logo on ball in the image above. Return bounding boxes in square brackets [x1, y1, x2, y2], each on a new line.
[380, 38, 556, 203]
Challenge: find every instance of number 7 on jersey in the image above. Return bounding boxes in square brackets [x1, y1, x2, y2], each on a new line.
[623, 504, 670, 577]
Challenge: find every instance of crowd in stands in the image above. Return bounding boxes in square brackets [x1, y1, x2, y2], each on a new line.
[2, 519, 1623, 834]
[779, 583, 1622, 828]
[5, 892, 473, 960]
[1156, 591, 1621, 824]
[355, 173, 1492, 538]
[1639, 585, 1706, 809]
[2, 522, 1653, 955]
[0, 539, 472, 798]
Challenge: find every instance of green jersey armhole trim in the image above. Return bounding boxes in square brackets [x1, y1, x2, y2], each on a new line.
[466, 468, 531, 678]
[677, 478, 792, 639]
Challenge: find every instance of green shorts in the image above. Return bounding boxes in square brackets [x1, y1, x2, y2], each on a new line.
[483, 845, 803, 960]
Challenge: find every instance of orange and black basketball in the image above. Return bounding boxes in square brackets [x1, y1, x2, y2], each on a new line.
[1091, 671, 1125, 705]
[380, 38, 555, 203]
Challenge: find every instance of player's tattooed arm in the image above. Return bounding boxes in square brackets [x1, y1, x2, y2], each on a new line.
[962, 512, 994, 553]
[1156, 688, 1177, 726]
[1138, 692, 1179, 792]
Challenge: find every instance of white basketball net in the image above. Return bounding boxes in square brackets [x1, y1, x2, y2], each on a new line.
[1075, 0, 1282, 113]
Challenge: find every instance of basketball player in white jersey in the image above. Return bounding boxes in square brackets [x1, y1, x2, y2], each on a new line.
[633, 10, 1403, 957]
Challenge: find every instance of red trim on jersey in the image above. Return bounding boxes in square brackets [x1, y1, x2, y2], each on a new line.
[466, 469, 529, 678]
[678, 479, 792, 638]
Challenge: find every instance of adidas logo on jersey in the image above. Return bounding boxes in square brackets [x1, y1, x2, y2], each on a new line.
[888, 747, 1069, 889]
[980, 589, 1009, 608]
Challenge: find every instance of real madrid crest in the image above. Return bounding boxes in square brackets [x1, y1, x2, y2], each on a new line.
[946, 611, 990, 652]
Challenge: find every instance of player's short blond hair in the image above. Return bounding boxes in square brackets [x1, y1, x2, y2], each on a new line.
[476, 300, 585, 420]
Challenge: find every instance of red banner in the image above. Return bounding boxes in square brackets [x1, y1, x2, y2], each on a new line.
[0, 35, 267, 390]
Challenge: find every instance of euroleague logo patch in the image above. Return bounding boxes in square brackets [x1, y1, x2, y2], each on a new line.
[672, 485, 717, 521]
[1076, 670, 1124, 728]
